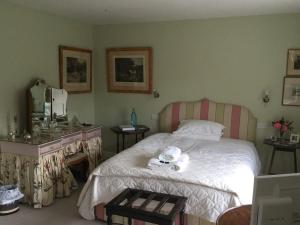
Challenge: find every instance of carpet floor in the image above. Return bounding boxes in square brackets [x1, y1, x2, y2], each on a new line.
[1, 190, 104, 225]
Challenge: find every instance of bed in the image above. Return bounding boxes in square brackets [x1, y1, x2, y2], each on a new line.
[77, 98, 261, 225]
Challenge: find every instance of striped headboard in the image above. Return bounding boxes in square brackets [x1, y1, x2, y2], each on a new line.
[159, 98, 257, 142]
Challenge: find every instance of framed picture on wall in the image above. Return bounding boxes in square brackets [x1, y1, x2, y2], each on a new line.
[282, 76, 300, 106]
[106, 47, 152, 94]
[59, 45, 92, 93]
[286, 49, 300, 76]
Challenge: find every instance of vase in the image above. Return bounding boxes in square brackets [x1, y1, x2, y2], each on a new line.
[278, 130, 287, 142]
[279, 130, 284, 138]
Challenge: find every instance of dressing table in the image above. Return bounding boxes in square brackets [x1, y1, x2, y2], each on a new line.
[0, 80, 102, 208]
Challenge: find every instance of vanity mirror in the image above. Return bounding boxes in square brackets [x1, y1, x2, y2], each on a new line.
[27, 79, 68, 133]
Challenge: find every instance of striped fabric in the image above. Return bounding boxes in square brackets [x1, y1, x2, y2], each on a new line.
[159, 98, 257, 142]
[94, 203, 214, 225]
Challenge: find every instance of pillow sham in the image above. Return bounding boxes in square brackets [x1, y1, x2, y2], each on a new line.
[173, 133, 222, 141]
[172, 120, 224, 139]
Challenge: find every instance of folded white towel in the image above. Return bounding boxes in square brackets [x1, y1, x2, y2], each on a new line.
[170, 153, 190, 172]
[158, 146, 182, 162]
[147, 158, 171, 170]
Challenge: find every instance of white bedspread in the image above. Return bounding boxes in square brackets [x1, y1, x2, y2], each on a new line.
[78, 133, 260, 222]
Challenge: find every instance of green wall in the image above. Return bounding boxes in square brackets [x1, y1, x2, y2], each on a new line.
[94, 14, 300, 173]
[0, 1, 95, 135]
[1, 0, 300, 173]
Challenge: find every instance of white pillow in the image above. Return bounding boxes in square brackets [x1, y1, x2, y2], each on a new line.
[173, 120, 224, 137]
[175, 133, 221, 141]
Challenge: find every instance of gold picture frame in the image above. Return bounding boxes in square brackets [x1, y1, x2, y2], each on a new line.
[106, 47, 152, 94]
[59, 46, 92, 93]
[286, 49, 300, 76]
[282, 76, 300, 106]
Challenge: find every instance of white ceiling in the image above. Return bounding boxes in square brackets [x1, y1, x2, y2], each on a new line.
[6, 0, 300, 25]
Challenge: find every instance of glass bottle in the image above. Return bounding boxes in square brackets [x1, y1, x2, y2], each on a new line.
[130, 108, 137, 127]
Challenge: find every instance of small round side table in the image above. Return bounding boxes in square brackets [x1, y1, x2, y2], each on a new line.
[264, 138, 300, 174]
[111, 125, 150, 153]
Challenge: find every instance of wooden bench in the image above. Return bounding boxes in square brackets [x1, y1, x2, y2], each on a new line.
[105, 188, 187, 225]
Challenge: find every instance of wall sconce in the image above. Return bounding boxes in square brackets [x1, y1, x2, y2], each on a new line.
[262, 90, 270, 103]
[153, 89, 160, 98]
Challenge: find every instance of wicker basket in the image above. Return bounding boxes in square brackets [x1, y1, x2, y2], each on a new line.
[0, 185, 24, 215]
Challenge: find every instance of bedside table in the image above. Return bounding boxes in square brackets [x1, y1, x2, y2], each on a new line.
[111, 125, 150, 153]
[264, 138, 300, 174]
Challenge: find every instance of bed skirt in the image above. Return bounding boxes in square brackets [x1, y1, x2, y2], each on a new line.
[94, 203, 215, 225]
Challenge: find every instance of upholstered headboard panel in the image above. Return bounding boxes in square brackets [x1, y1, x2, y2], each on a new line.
[159, 98, 257, 142]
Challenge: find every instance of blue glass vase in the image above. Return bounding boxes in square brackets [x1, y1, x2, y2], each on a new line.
[130, 108, 137, 127]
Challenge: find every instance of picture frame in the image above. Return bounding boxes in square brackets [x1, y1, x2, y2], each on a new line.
[282, 77, 300, 106]
[286, 49, 300, 76]
[59, 45, 92, 93]
[290, 133, 300, 143]
[106, 47, 152, 94]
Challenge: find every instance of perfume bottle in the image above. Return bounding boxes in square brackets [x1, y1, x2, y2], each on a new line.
[8, 114, 18, 140]
[130, 108, 137, 127]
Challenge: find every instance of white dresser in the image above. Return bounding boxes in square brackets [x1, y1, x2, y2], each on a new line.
[0, 126, 102, 208]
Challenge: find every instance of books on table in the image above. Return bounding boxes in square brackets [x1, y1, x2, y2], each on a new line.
[119, 125, 135, 131]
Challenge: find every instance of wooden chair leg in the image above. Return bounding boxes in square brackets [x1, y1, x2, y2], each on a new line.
[83, 158, 89, 180]
[180, 210, 185, 225]
[107, 213, 112, 225]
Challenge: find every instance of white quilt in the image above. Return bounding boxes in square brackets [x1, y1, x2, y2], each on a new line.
[78, 133, 261, 222]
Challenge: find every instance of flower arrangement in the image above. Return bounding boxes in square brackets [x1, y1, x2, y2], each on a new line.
[272, 117, 293, 138]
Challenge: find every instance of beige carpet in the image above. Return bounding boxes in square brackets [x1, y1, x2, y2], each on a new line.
[1, 190, 104, 225]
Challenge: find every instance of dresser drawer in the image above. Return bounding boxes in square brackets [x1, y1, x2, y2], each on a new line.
[61, 132, 83, 146]
[84, 129, 101, 140]
[39, 141, 62, 156]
